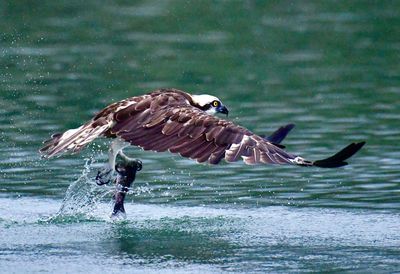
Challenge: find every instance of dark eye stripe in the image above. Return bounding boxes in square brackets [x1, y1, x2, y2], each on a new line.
[199, 103, 211, 111]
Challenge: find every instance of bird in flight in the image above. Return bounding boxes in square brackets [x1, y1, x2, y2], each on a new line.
[40, 88, 365, 182]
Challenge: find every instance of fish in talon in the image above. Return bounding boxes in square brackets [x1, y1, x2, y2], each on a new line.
[111, 157, 142, 218]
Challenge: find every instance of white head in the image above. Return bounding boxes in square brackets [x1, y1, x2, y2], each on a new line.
[191, 94, 229, 116]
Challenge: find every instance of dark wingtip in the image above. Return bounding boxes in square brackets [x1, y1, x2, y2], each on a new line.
[313, 141, 366, 168]
[265, 123, 295, 144]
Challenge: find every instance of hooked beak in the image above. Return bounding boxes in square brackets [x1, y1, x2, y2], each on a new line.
[217, 105, 229, 116]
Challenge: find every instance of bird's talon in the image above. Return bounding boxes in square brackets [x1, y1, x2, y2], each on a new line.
[95, 167, 114, 185]
[135, 160, 142, 171]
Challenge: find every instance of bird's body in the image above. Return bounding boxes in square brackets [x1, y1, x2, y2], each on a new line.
[40, 89, 365, 171]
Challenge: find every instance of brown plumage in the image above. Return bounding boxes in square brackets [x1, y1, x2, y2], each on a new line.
[40, 88, 365, 168]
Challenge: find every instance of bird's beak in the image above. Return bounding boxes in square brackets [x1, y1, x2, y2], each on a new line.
[217, 105, 229, 116]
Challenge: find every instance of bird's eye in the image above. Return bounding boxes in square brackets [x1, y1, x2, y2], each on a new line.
[212, 100, 220, 107]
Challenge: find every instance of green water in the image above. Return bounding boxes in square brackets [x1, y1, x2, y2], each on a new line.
[1, 1, 400, 273]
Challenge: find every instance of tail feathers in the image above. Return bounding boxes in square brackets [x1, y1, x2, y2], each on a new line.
[40, 123, 110, 158]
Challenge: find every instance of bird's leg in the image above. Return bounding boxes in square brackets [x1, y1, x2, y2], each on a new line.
[111, 154, 142, 219]
[96, 139, 129, 185]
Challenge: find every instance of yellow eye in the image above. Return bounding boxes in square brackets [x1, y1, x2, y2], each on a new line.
[212, 100, 219, 107]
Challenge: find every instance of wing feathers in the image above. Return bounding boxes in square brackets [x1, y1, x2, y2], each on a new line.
[312, 142, 366, 168]
[162, 120, 182, 136]
[179, 138, 208, 158]
[134, 96, 152, 111]
[40, 123, 110, 158]
[111, 102, 241, 164]
[42, 90, 364, 167]
[261, 152, 276, 164]
[178, 122, 196, 137]
[209, 146, 227, 164]
[189, 125, 206, 139]
[145, 112, 168, 128]
[152, 135, 187, 152]
[114, 105, 137, 122]
[196, 142, 219, 163]
[68, 90, 363, 168]
[191, 141, 216, 160]
[205, 126, 224, 142]
[169, 136, 202, 153]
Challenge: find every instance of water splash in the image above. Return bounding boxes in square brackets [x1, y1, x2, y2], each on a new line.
[49, 158, 114, 221]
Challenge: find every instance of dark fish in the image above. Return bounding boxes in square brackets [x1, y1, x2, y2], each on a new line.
[96, 157, 142, 218]
[112, 159, 142, 217]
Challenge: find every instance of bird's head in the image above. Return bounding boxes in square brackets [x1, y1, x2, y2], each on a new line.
[191, 94, 229, 116]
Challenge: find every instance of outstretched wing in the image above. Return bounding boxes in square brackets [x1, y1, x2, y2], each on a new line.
[109, 101, 314, 166]
[40, 88, 365, 167]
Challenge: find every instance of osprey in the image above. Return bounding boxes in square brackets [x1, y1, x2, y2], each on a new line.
[40, 88, 365, 180]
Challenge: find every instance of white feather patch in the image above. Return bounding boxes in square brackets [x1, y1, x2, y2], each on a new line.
[191, 94, 221, 107]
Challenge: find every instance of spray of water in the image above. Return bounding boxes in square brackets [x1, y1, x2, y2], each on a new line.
[48, 157, 115, 222]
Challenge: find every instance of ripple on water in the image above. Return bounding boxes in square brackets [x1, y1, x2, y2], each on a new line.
[1, 197, 399, 272]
